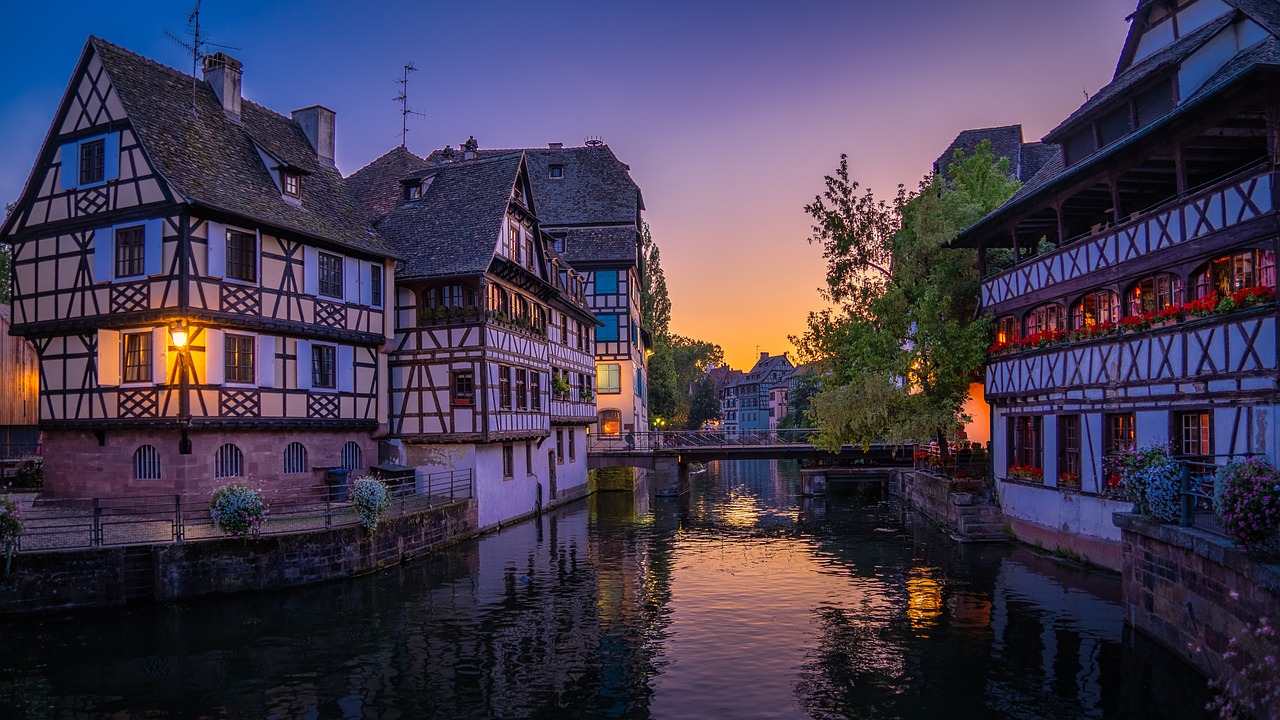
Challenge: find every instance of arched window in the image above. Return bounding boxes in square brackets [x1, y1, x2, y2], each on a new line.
[1071, 289, 1119, 329]
[341, 441, 362, 471]
[995, 316, 1018, 344]
[283, 442, 307, 475]
[1023, 303, 1062, 337]
[133, 445, 161, 480]
[598, 409, 622, 437]
[215, 443, 244, 479]
[1126, 273, 1184, 316]
[1193, 248, 1276, 298]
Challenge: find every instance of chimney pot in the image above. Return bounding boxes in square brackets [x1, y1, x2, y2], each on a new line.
[462, 135, 478, 160]
[202, 52, 243, 119]
[292, 105, 336, 168]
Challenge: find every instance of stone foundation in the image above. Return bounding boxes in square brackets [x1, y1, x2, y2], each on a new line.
[590, 466, 644, 492]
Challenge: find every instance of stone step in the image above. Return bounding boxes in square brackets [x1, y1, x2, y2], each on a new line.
[961, 522, 1006, 536]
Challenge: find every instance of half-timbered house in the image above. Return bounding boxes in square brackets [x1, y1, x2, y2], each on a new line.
[2, 39, 395, 497]
[954, 0, 1280, 569]
[350, 147, 597, 529]
[0, 306, 40, 464]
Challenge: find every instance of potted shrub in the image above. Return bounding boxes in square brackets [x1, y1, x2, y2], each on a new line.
[551, 374, 571, 399]
[0, 496, 22, 572]
[1121, 446, 1181, 521]
[13, 456, 42, 489]
[1058, 471, 1081, 490]
[351, 475, 392, 531]
[209, 482, 268, 537]
[1213, 456, 1280, 550]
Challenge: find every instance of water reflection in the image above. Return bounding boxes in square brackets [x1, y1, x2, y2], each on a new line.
[0, 459, 1210, 719]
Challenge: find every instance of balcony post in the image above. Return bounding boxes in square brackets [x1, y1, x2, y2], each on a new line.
[1011, 230, 1021, 264]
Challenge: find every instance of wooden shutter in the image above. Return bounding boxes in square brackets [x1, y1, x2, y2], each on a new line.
[97, 329, 120, 386]
[257, 335, 275, 387]
[60, 142, 79, 189]
[359, 262, 372, 306]
[204, 329, 224, 386]
[103, 132, 120, 182]
[296, 340, 312, 389]
[344, 256, 360, 304]
[151, 327, 168, 385]
[144, 219, 163, 276]
[93, 226, 114, 283]
[206, 221, 225, 278]
[337, 345, 354, 392]
[303, 247, 319, 295]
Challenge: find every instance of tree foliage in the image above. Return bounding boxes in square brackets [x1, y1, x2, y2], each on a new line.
[688, 375, 721, 430]
[794, 141, 1019, 451]
[0, 202, 11, 304]
[638, 221, 671, 339]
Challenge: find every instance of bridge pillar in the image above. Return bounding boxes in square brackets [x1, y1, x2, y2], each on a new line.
[800, 469, 827, 497]
[653, 456, 681, 497]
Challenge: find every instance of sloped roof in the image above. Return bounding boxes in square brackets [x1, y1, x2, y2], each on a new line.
[347, 146, 431, 223]
[557, 226, 637, 265]
[362, 153, 523, 280]
[90, 38, 390, 258]
[932, 125, 1024, 179]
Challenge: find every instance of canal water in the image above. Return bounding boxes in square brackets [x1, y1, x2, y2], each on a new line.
[0, 460, 1213, 719]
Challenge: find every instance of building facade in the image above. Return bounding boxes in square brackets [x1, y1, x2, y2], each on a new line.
[0, 306, 40, 461]
[2, 39, 394, 497]
[722, 352, 793, 433]
[955, 0, 1280, 569]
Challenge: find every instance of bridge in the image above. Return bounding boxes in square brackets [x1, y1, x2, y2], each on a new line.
[586, 429, 912, 471]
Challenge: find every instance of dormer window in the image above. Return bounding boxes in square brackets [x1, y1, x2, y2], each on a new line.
[282, 170, 301, 198]
[549, 164, 564, 179]
[405, 182, 423, 200]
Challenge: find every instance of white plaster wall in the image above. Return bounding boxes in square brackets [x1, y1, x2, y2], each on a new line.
[473, 442, 543, 529]
[992, 406, 1008, 480]
[1135, 410, 1170, 449]
[998, 481, 1132, 542]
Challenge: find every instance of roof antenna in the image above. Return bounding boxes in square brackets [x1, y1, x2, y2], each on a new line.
[584, 136, 605, 147]
[165, 0, 239, 115]
[395, 62, 426, 148]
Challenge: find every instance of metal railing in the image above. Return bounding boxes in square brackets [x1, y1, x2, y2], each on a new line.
[588, 428, 820, 453]
[912, 444, 991, 482]
[7, 468, 473, 554]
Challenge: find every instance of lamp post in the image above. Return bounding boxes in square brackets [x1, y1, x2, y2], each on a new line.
[169, 320, 193, 454]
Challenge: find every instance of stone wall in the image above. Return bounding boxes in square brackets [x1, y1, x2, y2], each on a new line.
[0, 499, 477, 616]
[1116, 513, 1280, 718]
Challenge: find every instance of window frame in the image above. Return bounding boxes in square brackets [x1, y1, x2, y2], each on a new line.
[80, 137, 106, 186]
[516, 368, 528, 411]
[121, 330, 152, 385]
[598, 409, 622, 437]
[283, 442, 307, 475]
[225, 228, 258, 284]
[598, 314, 620, 342]
[215, 443, 245, 479]
[282, 170, 302, 199]
[225, 333, 256, 385]
[133, 444, 161, 480]
[598, 363, 621, 394]
[317, 251, 344, 299]
[115, 224, 147, 280]
[502, 444, 514, 479]
[451, 369, 475, 407]
[1058, 415, 1081, 487]
[1176, 411, 1212, 459]
[311, 343, 337, 390]
[499, 366, 512, 410]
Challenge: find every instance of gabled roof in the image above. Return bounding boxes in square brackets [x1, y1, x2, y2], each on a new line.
[932, 125, 1024, 179]
[355, 152, 524, 280]
[89, 38, 391, 257]
[346, 146, 431, 223]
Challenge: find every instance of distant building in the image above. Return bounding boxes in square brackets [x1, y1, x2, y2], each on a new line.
[768, 364, 810, 431]
[0, 306, 40, 461]
[722, 352, 793, 433]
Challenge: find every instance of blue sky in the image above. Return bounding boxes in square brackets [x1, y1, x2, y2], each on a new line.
[0, 0, 1132, 368]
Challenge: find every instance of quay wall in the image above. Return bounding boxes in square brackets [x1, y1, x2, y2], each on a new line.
[897, 469, 960, 527]
[0, 499, 477, 617]
[1116, 513, 1280, 718]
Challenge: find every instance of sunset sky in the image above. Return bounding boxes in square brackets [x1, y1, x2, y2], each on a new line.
[0, 1, 1132, 370]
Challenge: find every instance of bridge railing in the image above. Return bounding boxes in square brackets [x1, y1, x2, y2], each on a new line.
[588, 428, 821, 453]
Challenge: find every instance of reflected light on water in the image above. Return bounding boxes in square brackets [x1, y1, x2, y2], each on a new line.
[906, 571, 943, 635]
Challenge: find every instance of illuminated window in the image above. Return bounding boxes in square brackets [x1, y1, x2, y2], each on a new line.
[598, 409, 622, 437]
[1178, 411, 1211, 458]
[598, 363, 621, 394]
[1193, 249, 1276, 297]
[122, 331, 152, 383]
[995, 316, 1018, 344]
[1072, 290, 1119, 329]
[1127, 273, 1182, 316]
[1023, 303, 1062, 336]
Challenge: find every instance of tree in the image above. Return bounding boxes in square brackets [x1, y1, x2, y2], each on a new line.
[777, 368, 820, 429]
[687, 375, 721, 430]
[795, 141, 1019, 452]
[638, 221, 671, 339]
[0, 202, 12, 304]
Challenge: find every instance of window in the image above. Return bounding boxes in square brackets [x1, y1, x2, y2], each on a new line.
[598, 314, 620, 341]
[312, 344, 336, 389]
[318, 252, 343, 298]
[635, 368, 644, 397]
[578, 372, 591, 400]
[1177, 411, 1212, 458]
[1023, 303, 1062, 337]
[549, 164, 564, 179]
[115, 225, 146, 279]
[282, 170, 301, 198]
[342, 441, 362, 471]
[995, 316, 1018, 344]
[79, 138, 105, 185]
[226, 230, 257, 283]
[223, 334, 255, 384]
[568, 429, 575, 461]
[499, 366, 512, 409]
[1135, 80, 1174, 128]
[508, 221, 521, 259]
[452, 370, 474, 406]
[1127, 273, 1183, 316]
[370, 264, 383, 307]
[215, 443, 244, 478]
[525, 442, 533, 475]
[1193, 249, 1276, 298]
[1105, 412, 1136, 456]
[598, 409, 622, 437]
[551, 234, 566, 253]
[531, 372, 542, 412]
[516, 369, 528, 411]
[122, 331, 152, 384]
[1072, 290, 1119, 330]
[133, 445, 161, 480]
[598, 363, 621, 394]
[595, 270, 618, 295]
[1058, 415, 1081, 488]
[503, 444, 514, 478]
[1007, 416, 1042, 473]
[556, 430, 564, 464]
[560, 312, 569, 345]
[283, 442, 307, 474]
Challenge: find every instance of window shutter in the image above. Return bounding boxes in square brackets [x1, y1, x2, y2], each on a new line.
[204, 329, 224, 386]
[206, 221, 225, 278]
[344, 256, 360, 304]
[97, 329, 120, 386]
[61, 142, 79, 189]
[144, 219, 163, 276]
[296, 340, 312, 389]
[338, 345, 355, 392]
[303, 247, 319, 295]
[103, 132, 120, 182]
[151, 327, 169, 384]
[93, 226, 114, 283]
[257, 335, 275, 387]
[359, 262, 372, 306]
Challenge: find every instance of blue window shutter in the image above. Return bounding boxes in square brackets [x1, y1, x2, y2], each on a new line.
[61, 142, 79, 189]
[296, 340, 312, 389]
[599, 314, 619, 341]
[144, 219, 163, 276]
[257, 335, 275, 387]
[344, 256, 360, 304]
[338, 345, 355, 392]
[93, 226, 114, 282]
[103, 132, 120, 181]
[303, 246, 319, 295]
[359, 262, 372, 306]
[206, 221, 225, 278]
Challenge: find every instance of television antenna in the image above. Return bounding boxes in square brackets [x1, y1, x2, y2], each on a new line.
[165, 0, 240, 114]
[394, 62, 426, 148]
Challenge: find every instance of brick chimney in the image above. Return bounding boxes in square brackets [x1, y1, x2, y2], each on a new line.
[202, 52, 243, 120]
[462, 135, 478, 160]
[292, 105, 336, 168]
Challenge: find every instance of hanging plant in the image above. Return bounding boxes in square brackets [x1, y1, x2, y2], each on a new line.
[351, 475, 392, 531]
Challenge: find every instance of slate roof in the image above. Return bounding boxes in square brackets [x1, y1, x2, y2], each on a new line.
[932, 125, 1024, 179]
[357, 153, 524, 280]
[346, 146, 431, 223]
[89, 38, 391, 258]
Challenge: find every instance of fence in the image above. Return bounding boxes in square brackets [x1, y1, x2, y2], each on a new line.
[7, 468, 473, 553]
[912, 444, 991, 482]
[588, 428, 819, 453]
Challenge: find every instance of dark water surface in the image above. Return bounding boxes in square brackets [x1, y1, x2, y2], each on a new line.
[0, 460, 1213, 719]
